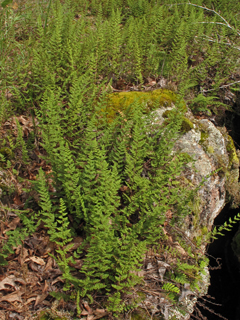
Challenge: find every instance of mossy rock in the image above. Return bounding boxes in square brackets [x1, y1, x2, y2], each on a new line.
[162, 109, 193, 133]
[180, 117, 194, 133]
[201, 226, 208, 235]
[98, 89, 186, 122]
[206, 146, 214, 154]
[226, 135, 239, 170]
[199, 131, 209, 144]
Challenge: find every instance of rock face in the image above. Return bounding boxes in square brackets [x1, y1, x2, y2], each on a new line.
[173, 118, 227, 237]
[152, 106, 239, 239]
[105, 89, 239, 320]
[137, 105, 239, 320]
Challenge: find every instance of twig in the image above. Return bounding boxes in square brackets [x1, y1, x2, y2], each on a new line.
[195, 34, 240, 52]
[196, 300, 228, 320]
[201, 80, 240, 93]
[199, 295, 222, 307]
[169, 2, 240, 36]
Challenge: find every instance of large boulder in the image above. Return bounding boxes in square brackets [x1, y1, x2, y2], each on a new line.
[133, 103, 239, 320]
[151, 105, 238, 240]
[104, 90, 239, 319]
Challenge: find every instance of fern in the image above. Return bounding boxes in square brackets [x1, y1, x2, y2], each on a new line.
[189, 93, 226, 115]
[162, 282, 180, 294]
[171, 273, 188, 285]
[212, 212, 240, 239]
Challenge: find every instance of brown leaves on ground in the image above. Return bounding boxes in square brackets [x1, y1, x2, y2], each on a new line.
[0, 113, 110, 319]
[0, 217, 108, 319]
[0, 223, 63, 316]
[80, 301, 108, 320]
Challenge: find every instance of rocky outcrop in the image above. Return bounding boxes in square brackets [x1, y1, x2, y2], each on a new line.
[152, 105, 239, 239]
[135, 104, 239, 320]
[103, 89, 239, 320]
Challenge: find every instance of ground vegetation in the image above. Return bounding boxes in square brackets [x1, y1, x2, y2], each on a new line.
[1, 0, 240, 319]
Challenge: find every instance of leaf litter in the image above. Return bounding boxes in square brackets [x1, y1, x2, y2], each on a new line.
[0, 115, 109, 319]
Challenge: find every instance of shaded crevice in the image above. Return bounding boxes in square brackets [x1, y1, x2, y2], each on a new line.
[195, 204, 240, 320]
[192, 102, 240, 320]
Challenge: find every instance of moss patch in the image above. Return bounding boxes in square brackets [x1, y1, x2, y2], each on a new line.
[98, 89, 186, 122]
[226, 135, 239, 169]
[181, 117, 194, 133]
[199, 131, 209, 145]
[207, 146, 214, 154]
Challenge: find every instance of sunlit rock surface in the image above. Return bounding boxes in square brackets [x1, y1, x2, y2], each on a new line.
[140, 105, 239, 320]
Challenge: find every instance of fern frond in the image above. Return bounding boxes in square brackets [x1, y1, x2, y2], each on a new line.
[162, 282, 180, 294]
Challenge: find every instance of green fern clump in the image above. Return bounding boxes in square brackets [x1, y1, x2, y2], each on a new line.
[21, 83, 202, 313]
[189, 93, 225, 115]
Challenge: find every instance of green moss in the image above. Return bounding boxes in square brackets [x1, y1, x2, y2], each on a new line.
[201, 226, 208, 235]
[226, 135, 239, 169]
[98, 89, 186, 122]
[207, 146, 214, 154]
[162, 109, 173, 118]
[199, 131, 209, 144]
[181, 117, 194, 133]
[198, 126, 215, 155]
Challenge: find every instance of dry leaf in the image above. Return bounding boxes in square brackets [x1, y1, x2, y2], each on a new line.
[93, 309, 108, 320]
[0, 275, 25, 291]
[64, 236, 83, 252]
[81, 310, 89, 316]
[18, 247, 29, 266]
[24, 297, 37, 305]
[25, 256, 45, 266]
[44, 257, 53, 272]
[52, 277, 64, 285]
[5, 90, 13, 100]
[8, 313, 23, 320]
[0, 290, 23, 303]
[83, 301, 93, 314]
[28, 261, 39, 272]
[3, 217, 20, 234]
[174, 242, 188, 257]
[11, 2, 18, 10]
[13, 194, 23, 206]
[34, 293, 48, 307]
[68, 259, 83, 270]
[120, 185, 128, 192]
[42, 280, 48, 293]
